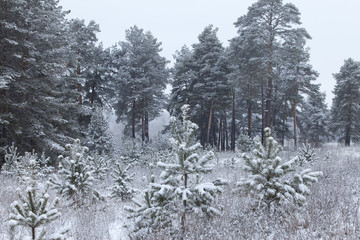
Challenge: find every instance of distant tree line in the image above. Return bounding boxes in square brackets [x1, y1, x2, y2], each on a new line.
[1, 0, 358, 166]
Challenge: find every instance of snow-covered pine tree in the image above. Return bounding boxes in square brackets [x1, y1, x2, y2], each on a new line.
[50, 139, 99, 202]
[1, 143, 20, 174]
[297, 141, 319, 166]
[109, 162, 136, 201]
[125, 175, 173, 236]
[330, 58, 360, 146]
[88, 152, 109, 180]
[239, 128, 322, 207]
[85, 107, 113, 155]
[8, 156, 65, 240]
[126, 105, 226, 238]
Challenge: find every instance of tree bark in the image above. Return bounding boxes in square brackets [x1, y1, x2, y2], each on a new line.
[230, 88, 236, 151]
[132, 99, 136, 139]
[293, 98, 297, 149]
[207, 104, 213, 147]
[261, 83, 265, 143]
[145, 98, 149, 142]
[141, 98, 145, 142]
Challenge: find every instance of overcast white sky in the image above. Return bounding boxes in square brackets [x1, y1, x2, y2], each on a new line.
[59, 0, 360, 106]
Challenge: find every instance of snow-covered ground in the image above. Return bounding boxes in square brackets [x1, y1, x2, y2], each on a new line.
[1, 143, 360, 239]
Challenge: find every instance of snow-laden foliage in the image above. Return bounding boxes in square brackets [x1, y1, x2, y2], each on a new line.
[109, 163, 136, 201]
[85, 107, 113, 155]
[1, 143, 20, 174]
[7, 157, 67, 240]
[126, 105, 226, 238]
[50, 139, 100, 202]
[238, 128, 323, 207]
[1, 144, 53, 180]
[298, 141, 319, 166]
[237, 134, 254, 153]
[88, 152, 109, 181]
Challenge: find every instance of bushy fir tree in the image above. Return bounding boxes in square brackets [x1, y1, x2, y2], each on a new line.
[239, 128, 322, 207]
[50, 139, 99, 201]
[8, 156, 68, 240]
[126, 105, 226, 238]
[109, 163, 136, 201]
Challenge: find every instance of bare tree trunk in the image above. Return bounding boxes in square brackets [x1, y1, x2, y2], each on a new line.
[293, 98, 297, 149]
[281, 101, 287, 146]
[181, 166, 188, 240]
[230, 88, 236, 151]
[141, 98, 145, 142]
[207, 103, 213, 146]
[261, 84, 265, 143]
[145, 98, 149, 142]
[2, 1, 8, 64]
[132, 99, 136, 139]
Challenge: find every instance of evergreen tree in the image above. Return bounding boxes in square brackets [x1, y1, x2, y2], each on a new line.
[50, 139, 98, 201]
[8, 156, 65, 240]
[234, 0, 311, 130]
[299, 89, 329, 146]
[112, 26, 169, 141]
[109, 163, 136, 201]
[330, 58, 360, 146]
[85, 107, 113, 155]
[239, 128, 322, 207]
[297, 141, 318, 166]
[126, 105, 225, 238]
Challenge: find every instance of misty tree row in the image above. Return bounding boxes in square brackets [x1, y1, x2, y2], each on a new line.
[0, 0, 358, 166]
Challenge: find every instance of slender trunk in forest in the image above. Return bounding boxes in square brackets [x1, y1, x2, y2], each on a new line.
[281, 101, 287, 146]
[230, 88, 236, 151]
[345, 125, 351, 146]
[200, 106, 204, 147]
[293, 98, 297, 149]
[265, 13, 274, 128]
[2, 2, 8, 64]
[225, 117, 229, 150]
[207, 104, 213, 147]
[217, 119, 221, 151]
[181, 161, 188, 240]
[261, 84, 265, 143]
[141, 98, 145, 142]
[77, 50, 82, 105]
[144, 98, 149, 142]
[132, 99, 136, 139]
[247, 79, 252, 137]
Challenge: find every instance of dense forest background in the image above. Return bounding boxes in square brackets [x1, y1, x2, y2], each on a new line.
[1, 0, 359, 167]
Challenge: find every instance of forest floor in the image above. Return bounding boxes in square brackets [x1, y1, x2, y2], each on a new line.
[1, 143, 360, 239]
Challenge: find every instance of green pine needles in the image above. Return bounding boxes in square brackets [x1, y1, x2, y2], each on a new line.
[239, 128, 323, 207]
[126, 105, 226, 238]
[8, 157, 66, 240]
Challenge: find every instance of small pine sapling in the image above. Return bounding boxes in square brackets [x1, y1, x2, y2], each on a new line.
[298, 141, 319, 166]
[50, 139, 101, 202]
[125, 175, 174, 236]
[88, 152, 109, 180]
[8, 157, 65, 240]
[109, 163, 136, 201]
[238, 128, 323, 208]
[1, 143, 20, 175]
[126, 105, 226, 238]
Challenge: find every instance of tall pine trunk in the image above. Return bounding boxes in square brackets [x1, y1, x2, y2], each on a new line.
[145, 98, 149, 142]
[132, 99, 136, 139]
[293, 98, 297, 149]
[230, 88, 236, 151]
[261, 83, 265, 143]
[207, 103, 213, 147]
